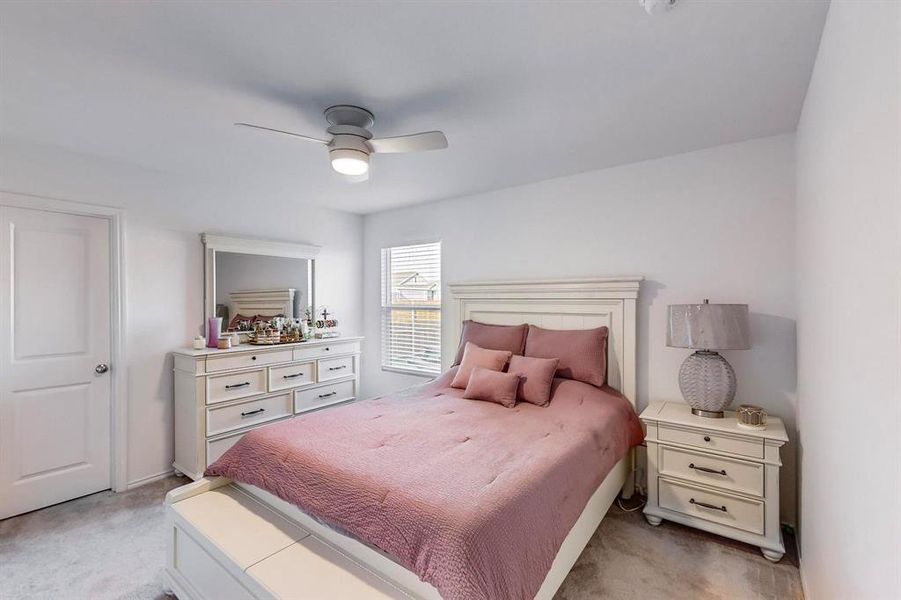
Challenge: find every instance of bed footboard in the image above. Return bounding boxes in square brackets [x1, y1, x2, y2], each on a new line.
[163, 477, 412, 600]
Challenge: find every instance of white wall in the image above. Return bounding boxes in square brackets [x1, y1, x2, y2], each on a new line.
[795, 2, 901, 598]
[0, 139, 364, 487]
[363, 134, 799, 523]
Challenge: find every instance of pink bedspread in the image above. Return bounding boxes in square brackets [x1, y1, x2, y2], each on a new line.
[206, 369, 643, 600]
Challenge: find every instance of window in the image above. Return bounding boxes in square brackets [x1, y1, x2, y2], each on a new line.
[381, 241, 441, 376]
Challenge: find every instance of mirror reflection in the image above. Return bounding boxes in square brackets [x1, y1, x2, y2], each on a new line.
[213, 252, 312, 333]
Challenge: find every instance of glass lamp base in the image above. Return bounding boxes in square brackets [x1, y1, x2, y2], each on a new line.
[679, 350, 737, 418]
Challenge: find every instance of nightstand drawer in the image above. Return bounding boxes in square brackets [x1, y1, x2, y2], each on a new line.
[659, 446, 764, 497]
[658, 424, 763, 458]
[659, 478, 764, 535]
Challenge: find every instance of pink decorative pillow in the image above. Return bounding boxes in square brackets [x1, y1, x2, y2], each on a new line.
[452, 320, 528, 366]
[507, 355, 559, 406]
[524, 325, 608, 387]
[450, 342, 513, 389]
[462, 367, 520, 408]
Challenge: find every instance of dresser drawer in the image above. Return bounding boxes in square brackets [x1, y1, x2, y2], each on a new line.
[659, 445, 764, 497]
[658, 424, 763, 459]
[293, 341, 359, 362]
[206, 431, 243, 466]
[295, 380, 355, 414]
[207, 393, 293, 437]
[658, 478, 764, 535]
[317, 355, 356, 382]
[269, 362, 315, 391]
[207, 369, 267, 405]
[206, 349, 293, 373]
[205, 417, 291, 466]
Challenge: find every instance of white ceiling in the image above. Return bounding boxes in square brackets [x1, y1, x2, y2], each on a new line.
[0, 1, 828, 214]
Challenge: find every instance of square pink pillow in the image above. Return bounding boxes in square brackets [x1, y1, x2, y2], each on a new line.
[462, 367, 520, 408]
[452, 320, 528, 366]
[507, 355, 559, 406]
[524, 325, 608, 387]
[450, 342, 513, 389]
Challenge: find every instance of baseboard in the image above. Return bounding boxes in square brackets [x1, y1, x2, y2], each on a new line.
[127, 469, 175, 490]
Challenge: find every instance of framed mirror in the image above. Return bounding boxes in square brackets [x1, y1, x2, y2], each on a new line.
[202, 234, 320, 336]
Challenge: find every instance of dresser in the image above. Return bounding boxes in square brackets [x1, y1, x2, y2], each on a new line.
[172, 337, 363, 480]
[640, 401, 788, 562]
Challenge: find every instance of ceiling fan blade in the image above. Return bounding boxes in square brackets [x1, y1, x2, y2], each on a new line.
[234, 123, 328, 144]
[368, 131, 448, 154]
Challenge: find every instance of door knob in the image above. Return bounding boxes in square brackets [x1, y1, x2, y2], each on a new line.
[95, 363, 110, 374]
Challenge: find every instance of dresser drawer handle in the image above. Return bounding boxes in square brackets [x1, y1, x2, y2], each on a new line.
[328, 365, 347, 371]
[225, 382, 251, 389]
[703, 436, 711, 442]
[690, 498, 727, 512]
[283, 372, 305, 379]
[240, 408, 265, 417]
[689, 463, 727, 476]
[318, 391, 337, 398]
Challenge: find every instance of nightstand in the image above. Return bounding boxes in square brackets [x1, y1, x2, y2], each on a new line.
[640, 401, 789, 562]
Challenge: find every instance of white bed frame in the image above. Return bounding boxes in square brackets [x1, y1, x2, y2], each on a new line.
[164, 277, 642, 600]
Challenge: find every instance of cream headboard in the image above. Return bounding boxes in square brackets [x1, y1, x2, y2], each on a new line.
[446, 278, 642, 407]
[229, 288, 297, 320]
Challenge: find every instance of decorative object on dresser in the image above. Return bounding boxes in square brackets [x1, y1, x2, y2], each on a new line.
[641, 401, 788, 562]
[736, 404, 768, 430]
[206, 316, 222, 348]
[311, 305, 340, 338]
[667, 299, 750, 417]
[172, 337, 363, 480]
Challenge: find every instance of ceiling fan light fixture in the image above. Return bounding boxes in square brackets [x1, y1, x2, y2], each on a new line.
[330, 148, 370, 176]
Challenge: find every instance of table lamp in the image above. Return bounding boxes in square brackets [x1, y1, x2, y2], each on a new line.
[667, 300, 750, 418]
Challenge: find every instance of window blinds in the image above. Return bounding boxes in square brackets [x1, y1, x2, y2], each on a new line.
[380, 242, 441, 376]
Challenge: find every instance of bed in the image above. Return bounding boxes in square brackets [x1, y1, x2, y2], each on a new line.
[164, 277, 643, 600]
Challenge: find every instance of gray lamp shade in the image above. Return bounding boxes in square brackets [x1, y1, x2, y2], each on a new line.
[667, 302, 751, 350]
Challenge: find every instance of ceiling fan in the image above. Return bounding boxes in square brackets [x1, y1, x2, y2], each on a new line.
[236, 105, 448, 182]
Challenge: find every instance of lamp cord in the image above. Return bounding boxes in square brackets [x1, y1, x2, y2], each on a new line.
[616, 495, 647, 512]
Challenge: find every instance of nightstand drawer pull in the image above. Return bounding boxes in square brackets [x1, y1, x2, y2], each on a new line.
[328, 365, 347, 371]
[282, 372, 305, 379]
[318, 391, 337, 398]
[690, 498, 727, 512]
[240, 408, 265, 417]
[703, 435, 711, 442]
[225, 381, 251, 389]
[689, 463, 727, 476]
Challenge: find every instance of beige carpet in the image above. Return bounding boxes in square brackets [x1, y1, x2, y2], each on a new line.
[0, 476, 802, 599]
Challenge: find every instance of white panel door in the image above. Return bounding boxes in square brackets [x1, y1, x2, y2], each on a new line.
[0, 206, 112, 519]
